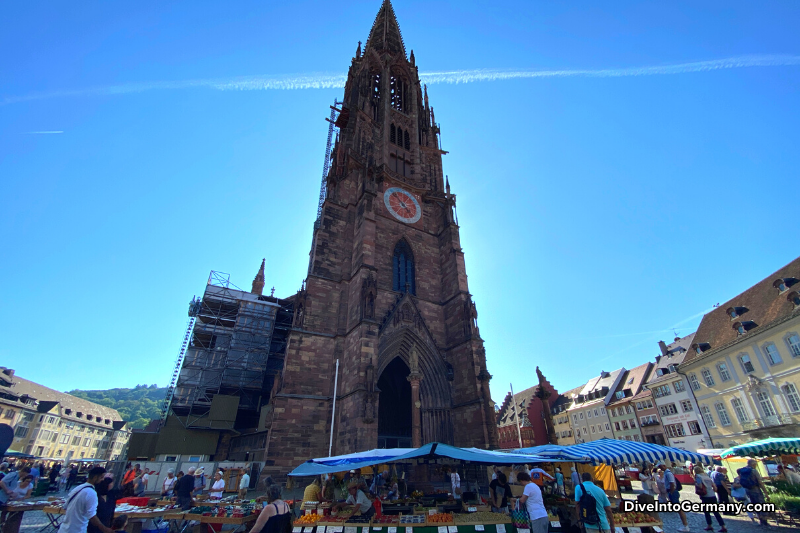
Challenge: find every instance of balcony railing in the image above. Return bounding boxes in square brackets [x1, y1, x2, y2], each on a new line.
[742, 414, 794, 432]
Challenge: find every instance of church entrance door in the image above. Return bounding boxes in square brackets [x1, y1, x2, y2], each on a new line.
[377, 357, 413, 448]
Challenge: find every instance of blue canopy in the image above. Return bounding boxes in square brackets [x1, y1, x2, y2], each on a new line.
[288, 442, 548, 476]
[516, 438, 713, 466]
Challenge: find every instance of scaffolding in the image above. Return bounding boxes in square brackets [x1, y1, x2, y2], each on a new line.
[167, 270, 293, 430]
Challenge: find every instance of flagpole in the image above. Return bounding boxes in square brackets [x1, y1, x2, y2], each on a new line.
[510, 382, 523, 449]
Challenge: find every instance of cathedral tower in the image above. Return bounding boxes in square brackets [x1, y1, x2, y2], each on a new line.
[263, 0, 498, 474]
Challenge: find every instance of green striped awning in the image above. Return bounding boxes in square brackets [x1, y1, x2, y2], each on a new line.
[720, 437, 800, 458]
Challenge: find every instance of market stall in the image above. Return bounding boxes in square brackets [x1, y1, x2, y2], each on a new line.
[0, 501, 48, 533]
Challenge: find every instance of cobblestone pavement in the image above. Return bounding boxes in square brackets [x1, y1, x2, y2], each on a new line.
[10, 483, 797, 533]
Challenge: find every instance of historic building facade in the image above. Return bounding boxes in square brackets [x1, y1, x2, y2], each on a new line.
[261, 1, 498, 476]
[681, 257, 800, 448]
[644, 334, 710, 452]
[551, 385, 582, 445]
[608, 363, 653, 442]
[568, 370, 623, 443]
[496, 369, 560, 449]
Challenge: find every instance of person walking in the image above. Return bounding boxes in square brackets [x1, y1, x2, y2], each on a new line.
[638, 468, 654, 497]
[554, 468, 565, 496]
[162, 470, 176, 498]
[573, 472, 615, 533]
[517, 472, 548, 533]
[737, 459, 770, 526]
[710, 466, 732, 513]
[570, 467, 581, 494]
[59, 467, 115, 533]
[210, 472, 225, 500]
[658, 464, 689, 532]
[730, 475, 756, 522]
[174, 467, 196, 510]
[67, 465, 78, 491]
[694, 466, 727, 532]
[238, 468, 250, 501]
[449, 468, 462, 500]
[251, 485, 292, 533]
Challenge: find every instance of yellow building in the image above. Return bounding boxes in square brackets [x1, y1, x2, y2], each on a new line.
[551, 385, 583, 445]
[681, 257, 800, 448]
[0, 367, 130, 461]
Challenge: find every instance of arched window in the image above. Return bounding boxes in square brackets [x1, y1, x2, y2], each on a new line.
[404, 129, 410, 150]
[397, 127, 404, 147]
[392, 240, 416, 294]
[390, 124, 396, 144]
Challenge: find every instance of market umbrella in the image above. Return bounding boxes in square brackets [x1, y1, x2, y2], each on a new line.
[3, 450, 35, 459]
[516, 438, 713, 466]
[720, 437, 800, 458]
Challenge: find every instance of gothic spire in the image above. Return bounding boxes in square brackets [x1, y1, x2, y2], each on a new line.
[251, 258, 266, 295]
[364, 0, 406, 57]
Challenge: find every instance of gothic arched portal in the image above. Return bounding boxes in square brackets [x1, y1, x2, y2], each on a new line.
[377, 357, 412, 448]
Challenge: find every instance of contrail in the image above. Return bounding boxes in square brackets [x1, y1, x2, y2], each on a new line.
[3, 54, 798, 106]
[24, 130, 64, 134]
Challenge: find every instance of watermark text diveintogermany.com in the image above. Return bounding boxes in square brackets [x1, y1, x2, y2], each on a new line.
[622, 500, 775, 514]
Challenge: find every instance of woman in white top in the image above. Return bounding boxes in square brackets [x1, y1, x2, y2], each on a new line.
[162, 469, 177, 497]
[449, 469, 461, 500]
[210, 472, 226, 500]
[638, 467, 654, 496]
[517, 472, 548, 533]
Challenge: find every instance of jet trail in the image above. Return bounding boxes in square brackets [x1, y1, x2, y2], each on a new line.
[3, 54, 799, 105]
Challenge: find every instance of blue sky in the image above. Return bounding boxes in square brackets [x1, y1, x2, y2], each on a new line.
[2, 1, 799, 404]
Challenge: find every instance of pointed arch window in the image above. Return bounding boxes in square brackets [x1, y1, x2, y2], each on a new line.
[404, 129, 410, 150]
[390, 124, 396, 145]
[392, 240, 416, 294]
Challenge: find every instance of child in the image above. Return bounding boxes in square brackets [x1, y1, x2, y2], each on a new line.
[112, 514, 129, 533]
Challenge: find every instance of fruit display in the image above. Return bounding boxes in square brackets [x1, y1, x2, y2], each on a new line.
[410, 491, 424, 499]
[373, 516, 399, 525]
[335, 510, 354, 518]
[296, 513, 325, 525]
[320, 517, 348, 524]
[611, 512, 659, 526]
[454, 512, 509, 524]
[399, 516, 425, 524]
[427, 513, 454, 524]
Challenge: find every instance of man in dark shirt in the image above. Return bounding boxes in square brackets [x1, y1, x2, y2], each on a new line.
[175, 467, 196, 510]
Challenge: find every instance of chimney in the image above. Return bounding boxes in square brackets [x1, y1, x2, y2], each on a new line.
[658, 340, 668, 356]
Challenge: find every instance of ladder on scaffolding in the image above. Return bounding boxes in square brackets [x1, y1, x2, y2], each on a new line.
[159, 297, 201, 427]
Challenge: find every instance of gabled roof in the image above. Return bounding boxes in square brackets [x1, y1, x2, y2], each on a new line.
[608, 362, 652, 405]
[364, 0, 406, 57]
[497, 384, 538, 428]
[683, 256, 800, 365]
[647, 333, 695, 385]
[551, 385, 584, 412]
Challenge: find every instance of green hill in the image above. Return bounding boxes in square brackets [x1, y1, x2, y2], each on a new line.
[68, 384, 167, 429]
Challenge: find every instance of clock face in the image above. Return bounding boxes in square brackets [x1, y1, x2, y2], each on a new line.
[384, 187, 422, 224]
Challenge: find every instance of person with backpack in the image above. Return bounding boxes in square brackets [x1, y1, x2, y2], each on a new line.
[573, 472, 615, 533]
[657, 463, 690, 532]
[694, 466, 727, 532]
[517, 472, 548, 533]
[736, 459, 769, 526]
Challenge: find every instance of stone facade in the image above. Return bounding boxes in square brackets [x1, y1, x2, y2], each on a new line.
[495, 371, 560, 449]
[261, 1, 498, 477]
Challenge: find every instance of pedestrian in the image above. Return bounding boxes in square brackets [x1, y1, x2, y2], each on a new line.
[573, 472, 615, 533]
[0, 466, 31, 504]
[710, 466, 731, 512]
[491, 466, 498, 481]
[658, 463, 689, 532]
[132, 471, 145, 497]
[489, 471, 510, 513]
[30, 463, 40, 484]
[59, 465, 70, 493]
[59, 467, 115, 533]
[210, 472, 225, 500]
[694, 466, 727, 532]
[554, 468, 565, 496]
[736, 459, 770, 526]
[49, 463, 61, 488]
[162, 469, 177, 498]
[570, 467, 580, 493]
[638, 467, 654, 497]
[193, 468, 206, 497]
[175, 467, 196, 510]
[250, 485, 292, 533]
[450, 468, 462, 500]
[238, 467, 250, 500]
[141, 469, 150, 492]
[67, 465, 78, 491]
[730, 475, 756, 522]
[516, 472, 548, 533]
[89, 477, 123, 533]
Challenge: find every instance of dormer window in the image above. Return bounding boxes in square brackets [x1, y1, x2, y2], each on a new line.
[726, 306, 748, 320]
[693, 342, 711, 355]
[65, 409, 72, 415]
[87, 415, 93, 421]
[76, 412, 82, 418]
[787, 291, 800, 308]
[615, 391, 625, 400]
[774, 278, 798, 292]
[733, 321, 758, 335]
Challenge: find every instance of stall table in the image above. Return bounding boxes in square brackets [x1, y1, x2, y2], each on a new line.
[0, 502, 48, 533]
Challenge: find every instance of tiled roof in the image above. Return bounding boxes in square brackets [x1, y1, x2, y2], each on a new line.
[647, 333, 695, 385]
[683, 256, 800, 365]
[608, 362, 652, 405]
[0, 371, 123, 426]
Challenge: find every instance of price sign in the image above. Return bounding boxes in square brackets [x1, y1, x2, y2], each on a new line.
[517, 529, 529, 533]
[333, 528, 344, 533]
[362, 527, 369, 533]
[496, 525, 506, 533]
[345, 527, 357, 533]
[429, 510, 437, 516]
[293, 529, 301, 533]
[448, 527, 458, 533]
[406, 528, 413, 533]
[320, 528, 327, 533]
[628, 528, 642, 533]
[550, 522, 561, 528]
[615, 528, 625, 533]
[303, 528, 313, 533]
[467, 507, 477, 513]
[372, 529, 382, 532]
[438, 527, 448, 533]
[388, 528, 397, 533]
[474, 527, 484, 532]
[653, 528, 663, 533]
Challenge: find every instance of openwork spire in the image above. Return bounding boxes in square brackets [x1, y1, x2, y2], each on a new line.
[364, 0, 406, 56]
[251, 258, 266, 295]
